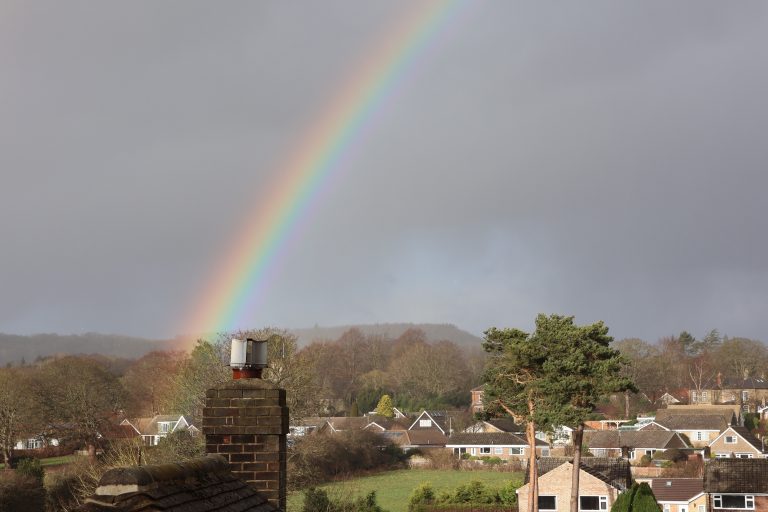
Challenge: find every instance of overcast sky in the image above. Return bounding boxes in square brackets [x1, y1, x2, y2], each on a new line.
[2, 1, 768, 343]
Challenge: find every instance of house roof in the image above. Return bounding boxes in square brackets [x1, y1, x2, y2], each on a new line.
[704, 459, 768, 493]
[447, 432, 547, 447]
[321, 417, 370, 432]
[650, 478, 704, 502]
[655, 414, 730, 432]
[721, 377, 768, 390]
[402, 428, 448, 447]
[363, 418, 409, 431]
[525, 458, 631, 491]
[408, 411, 452, 434]
[714, 426, 765, 453]
[587, 430, 687, 450]
[485, 418, 522, 433]
[658, 406, 738, 423]
[100, 424, 140, 441]
[75, 455, 276, 512]
[123, 415, 192, 436]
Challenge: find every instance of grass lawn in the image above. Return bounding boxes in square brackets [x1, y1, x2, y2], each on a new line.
[288, 469, 523, 512]
[0, 455, 75, 469]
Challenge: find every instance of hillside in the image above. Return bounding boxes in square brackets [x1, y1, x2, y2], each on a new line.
[0, 332, 171, 365]
[290, 323, 483, 348]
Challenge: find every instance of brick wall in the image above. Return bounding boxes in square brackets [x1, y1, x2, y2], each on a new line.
[202, 378, 289, 510]
[517, 462, 621, 512]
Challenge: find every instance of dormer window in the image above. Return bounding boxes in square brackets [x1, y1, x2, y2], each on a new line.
[419, 419, 432, 427]
[725, 435, 737, 444]
[158, 422, 171, 434]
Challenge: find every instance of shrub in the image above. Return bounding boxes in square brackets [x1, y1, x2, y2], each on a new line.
[17, 457, 44, 481]
[449, 481, 496, 504]
[302, 487, 386, 512]
[497, 480, 519, 506]
[303, 487, 331, 512]
[289, 430, 404, 489]
[639, 454, 652, 467]
[0, 471, 45, 512]
[409, 483, 436, 512]
[484, 456, 503, 465]
[612, 482, 660, 512]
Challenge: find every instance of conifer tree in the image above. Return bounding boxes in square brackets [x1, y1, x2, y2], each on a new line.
[375, 394, 394, 417]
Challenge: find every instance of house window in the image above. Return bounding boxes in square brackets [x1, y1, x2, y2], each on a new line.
[419, 419, 432, 428]
[480, 447, 491, 454]
[539, 496, 557, 511]
[713, 495, 754, 509]
[702, 391, 708, 401]
[725, 436, 737, 444]
[742, 391, 749, 402]
[692, 391, 698, 403]
[542, 448, 550, 456]
[580, 496, 608, 511]
[470, 448, 476, 455]
[735, 453, 753, 459]
[158, 422, 170, 434]
[695, 432, 704, 441]
[510, 447, 523, 455]
[494, 447, 503, 455]
[699, 505, 706, 512]
[715, 453, 729, 458]
[663, 505, 670, 512]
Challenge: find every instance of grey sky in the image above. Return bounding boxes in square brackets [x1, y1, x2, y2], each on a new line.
[2, 1, 767, 343]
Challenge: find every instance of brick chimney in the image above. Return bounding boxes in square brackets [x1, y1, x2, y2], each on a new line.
[202, 378, 288, 510]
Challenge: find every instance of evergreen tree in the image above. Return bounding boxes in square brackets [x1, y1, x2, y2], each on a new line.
[375, 394, 394, 417]
[612, 483, 660, 512]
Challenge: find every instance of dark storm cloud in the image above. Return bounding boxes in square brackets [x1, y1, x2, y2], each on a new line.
[1, 1, 767, 342]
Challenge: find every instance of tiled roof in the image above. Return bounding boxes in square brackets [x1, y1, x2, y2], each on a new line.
[447, 432, 547, 447]
[704, 459, 768, 493]
[525, 457, 631, 491]
[364, 418, 409, 431]
[403, 428, 448, 447]
[721, 377, 768, 390]
[75, 455, 276, 512]
[587, 430, 687, 450]
[651, 478, 704, 502]
[657, 406, 736, 423]
[656, 414, 729, 431]
[324, 417, 370, 431]
[485, 418, 522, 433]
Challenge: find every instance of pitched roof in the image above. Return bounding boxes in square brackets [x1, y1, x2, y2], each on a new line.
[587, 430, 687, 450]
[525, 457, 631, 491]
[656, 414, 730, 432]
[123, 415, 192, 436]
[322, 417, 370, 431]
[447, 432, 547, 447]
[715, 426, 765, 453]
[704, 459, 768, 493]
[403, 428, 449, 447]
[658, 406, 737, 423]
[408, 411, 452, 434]
[485, 418, 522, 433]
[721, 377, 768, 390]
[75, 455, 276, 512]
[363, 418, 410, 431]
[651, 478, 704, 502]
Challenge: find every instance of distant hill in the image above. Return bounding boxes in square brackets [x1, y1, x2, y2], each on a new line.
[289, 323, 483, 349]
[0, 332, 171, 365]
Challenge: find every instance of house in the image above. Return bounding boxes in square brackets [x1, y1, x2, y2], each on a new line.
[471, 385, 484, 413]
[120, 415, 196, 446]
[709, 426, 767, 459]
[463, 417, 522, 434]
[642, 411, 733, 448]
[659, 405, 740, 425]
[657, 392, 684, 407]
[398, 429, 449, 450]
[363, 417, 410, 432]
[586, 430, 689, 462]
[584, 419, 634, 431]
[691, 376, 768, 413]
[517, 458, 631, 512]
[704, 459, 768, 512]
[408, 410, 454, 435]
[315, 416, 370, 434]
[446, 432, 549, 460]
[650, 478, 706, 512]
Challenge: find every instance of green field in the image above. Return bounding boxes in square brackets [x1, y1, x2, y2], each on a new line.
[0, 455, 75, 470]
[288, 469, 523, 512]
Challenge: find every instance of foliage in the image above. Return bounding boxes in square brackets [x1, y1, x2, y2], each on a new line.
[302, 487, 385, 512]
[120, 350, 185, 416]
[169, 340, 229, 420]
[17, 457, 45, 481]
[612, 483, 660, 512]
[376, 395, 395, 417]
[350, 402, 360, 417]
[0, 368, 38, 467]
[639, 455, 652, 467]
[288, 430, 404, 489]
[0, 470, 45, 512]
[408, 483, 436, 511]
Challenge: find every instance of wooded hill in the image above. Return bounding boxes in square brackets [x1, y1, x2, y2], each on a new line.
[0, 323, 483, 365]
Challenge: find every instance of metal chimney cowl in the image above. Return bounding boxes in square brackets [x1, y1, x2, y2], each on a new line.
[230, 337, 268, 379]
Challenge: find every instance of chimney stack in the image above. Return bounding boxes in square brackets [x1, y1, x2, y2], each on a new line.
[203, 339, 288, 510]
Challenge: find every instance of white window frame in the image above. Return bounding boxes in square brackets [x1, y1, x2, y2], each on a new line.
[494, 447, 503, 455]
[580, 495, 608, 511]
[715, 453, 729, 458]
[735, 453, 754, 459]
[725, 435, 737, 444]
[663, 505, 670, 512]
[539, 496, 557, 511]
[695, 431, 704, 441]
[742, 391, 749, 402]
[702, 391, 708, 401]
[419, 419, 432, 427]
[509, 447, 523, 455]
[692, 391, 698, 403]
[698, 505, 706, 512]
[713, 495, 754, 510]
[480, 447, 491, 455]
[158, 422, 171, 434]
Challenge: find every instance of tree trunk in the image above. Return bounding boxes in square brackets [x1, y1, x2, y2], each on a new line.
[624, 390, 630, 419]
[87, 442, 96, 460]
[570, 423, 584, 512]
[527, 397, 538, 512]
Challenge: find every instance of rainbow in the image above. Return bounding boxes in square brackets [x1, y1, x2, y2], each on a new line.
[178, 0, 464, 341]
